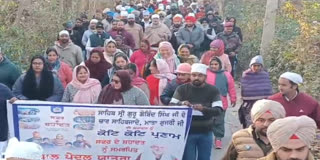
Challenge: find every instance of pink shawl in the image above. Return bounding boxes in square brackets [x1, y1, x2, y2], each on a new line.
[153, 59, 176, 105]
[154, 41, 180, 73]
[70, 65, 102, 103]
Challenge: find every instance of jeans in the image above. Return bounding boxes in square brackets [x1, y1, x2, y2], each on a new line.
[183, 132, 213, 160]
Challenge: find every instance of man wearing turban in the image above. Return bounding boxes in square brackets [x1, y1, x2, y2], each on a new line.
[269, 72, 320, 128]
[223, 99, 286, 160]
[258, 116, 316, 160]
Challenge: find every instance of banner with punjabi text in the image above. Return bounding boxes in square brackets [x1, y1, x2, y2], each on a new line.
[7, 101, 192, 160]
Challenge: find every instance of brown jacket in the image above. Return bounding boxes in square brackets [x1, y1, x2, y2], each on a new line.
[257, 152, 314, 160]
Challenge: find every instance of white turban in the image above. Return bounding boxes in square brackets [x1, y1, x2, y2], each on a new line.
[151, 14, 160, 19]
[267, 116, 317, 151]
[251, 99, 286, 122]
[191, 63, 208, 75]
[280, 72, 303, 85]
[5, 137, 43, 160]
[90, 19, 98, 24]
[59, 30, 69, 36]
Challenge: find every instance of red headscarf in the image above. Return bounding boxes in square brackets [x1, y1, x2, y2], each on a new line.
[85, 48, 112, 82]
[98, 70, 132, 104]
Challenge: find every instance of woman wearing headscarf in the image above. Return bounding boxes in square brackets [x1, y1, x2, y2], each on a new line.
[206, 57, 236, 149]
[103, 38, 123, 64]
[177, 44, 199, 65]
[114, 35, 133, 57]
[239, 55, 273, 128]
[126, 63, 150, 99]
[226, 17, 243, 41]
[146, 59, 176, 105]
[130, 39, 157, 76]
[62, 65, 101, 103]
[84, 48, 112, 82]
[201, 39, 232, 72]
[154, 41, 180, 73]
[98, 70, 149, 105]
[45, 47, 72, 88]
[12, 55, 64, 102]
[101, 52, 129, 87]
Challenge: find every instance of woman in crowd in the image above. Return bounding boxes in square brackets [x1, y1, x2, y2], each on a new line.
[160, 63, 191, 105]
[240, 55, 272, 128]
[226, 17, 243, 41]
[45, 47, 72, 88]
[84, 48, 112, 82]
[103, 38, 122, 64]
[154, 41, 180, 73]
[114, 35, 133, 58]
[62, 65, 101, 103]
[102, 52, 129, 87]
[130, 39, 157, 76]
[126, 63, 150, 99]
[206, 56, 236, 149]
[12, 55, 64, 102]
[201, 39, 232, 72]
[98, 70, 149, 105]
[146, 59, 176, 105]
[177, 44, 199, 65]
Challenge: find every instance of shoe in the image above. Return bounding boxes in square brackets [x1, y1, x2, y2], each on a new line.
[215, 139, 222, 149]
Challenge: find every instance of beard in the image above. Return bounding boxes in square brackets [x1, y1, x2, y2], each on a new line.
[128, 21, 135, 25]
[276, 154, 305, 160]
[60, 39, 69, 44]
[256, 127, 267, 136]
[192, 80, 203, 87]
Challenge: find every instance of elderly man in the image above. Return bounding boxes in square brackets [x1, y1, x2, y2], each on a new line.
[125, 14, 144, 50]
[85, 22, 111, 58]
[258, 116, 317, 160]
[223, 99, 286, 160]
[215, 22, 242, 77]
[176, 15, 204, 58]
[144, 14, 171, 49]
[81, 19, 98, 47]
[269, 72, 320, 128]
[108, 20, 135, 49]
[170, 63, 223, 160]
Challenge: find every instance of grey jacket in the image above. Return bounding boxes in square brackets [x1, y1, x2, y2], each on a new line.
[176, 25, 204, 51]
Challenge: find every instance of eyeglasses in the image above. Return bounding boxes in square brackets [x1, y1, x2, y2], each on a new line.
[32, 62, 43, 65]
[112, 79, 120, 84]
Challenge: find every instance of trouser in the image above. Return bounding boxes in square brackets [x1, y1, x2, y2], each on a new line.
[213, 110, 226, 139]
[229, 55, 238, 78]
[0, 141, 7, 160]
[183, 132, 213, 160]
[239, 100, 257, 128]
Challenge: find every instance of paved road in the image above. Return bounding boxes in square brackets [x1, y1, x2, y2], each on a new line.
[211, 85, 242, 160]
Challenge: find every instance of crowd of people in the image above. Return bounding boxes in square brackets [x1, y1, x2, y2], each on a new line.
[0, 0, 320, 160]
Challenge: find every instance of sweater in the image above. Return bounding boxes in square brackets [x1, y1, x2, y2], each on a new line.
[130, 49, 157, 76]
[207, 70, 236, 110]
[54, 41, 83, 68]
[201, 53, 232, 72]
[124, 23, 144, 50]
[108, 29, 136, 49]
[121, 86, 150, 105]
[160, 79, 183, 105]
[176, 25, 204, 55]
[89, 32, 110, 48]
[0, 83, 13, 141]
[56, 61, 73, 88]
[269, 92, 320, 128]
[12, 74, 64, 102]
[0, 57, 21, 89]
[61, 84, 100, 104]
[241, 69, 272, 100]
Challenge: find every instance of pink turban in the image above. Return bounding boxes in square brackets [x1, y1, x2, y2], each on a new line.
[267, 116, 317, 151]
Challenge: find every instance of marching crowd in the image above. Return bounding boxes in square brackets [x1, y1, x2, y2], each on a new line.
[0, 0, 320, 160]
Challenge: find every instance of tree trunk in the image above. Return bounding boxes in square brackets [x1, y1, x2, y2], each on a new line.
[260, 0, 279, 66]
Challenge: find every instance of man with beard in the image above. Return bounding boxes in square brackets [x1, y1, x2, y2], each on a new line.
[214, 22, 242, 77]
[170, 63, 223, 160]
[109, 20, 135, 49]
[54, 30, 83, 68]
[140, 10, 152, 31]
[169, 14, 183, 51]
[269, 72, 320, 128]
[86, 22, 111, 59]
[144, 14, 171, 49]
[65, 19, 85, 52]
[223, 99, 286, 160]
[258, 116, 316, 160]
[102, 11, 114, 32]
[125, 14, 144, 50]
[176, 15, 204, 58]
